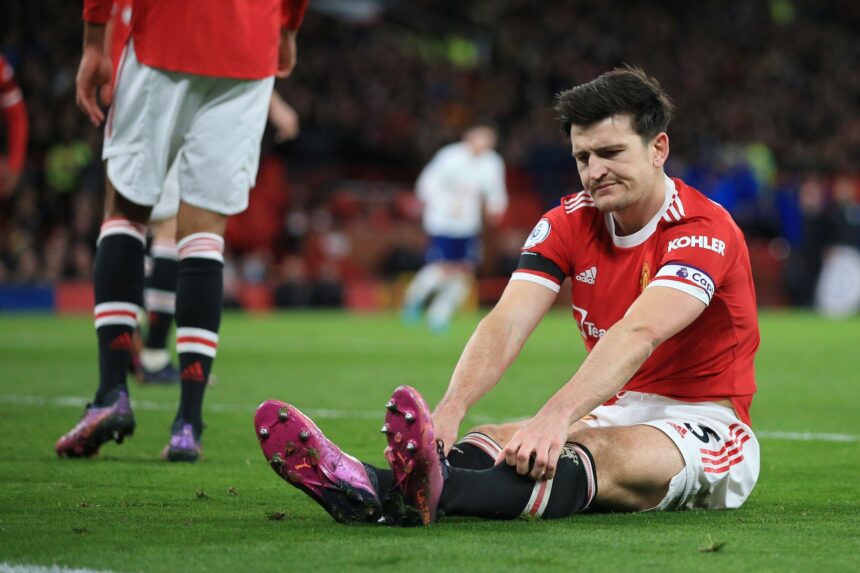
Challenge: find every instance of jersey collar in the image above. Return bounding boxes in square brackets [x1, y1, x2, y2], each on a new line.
[604, 175, 676, 248]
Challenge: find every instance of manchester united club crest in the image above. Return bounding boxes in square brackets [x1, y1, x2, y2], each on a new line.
[640, 261, 650, 292]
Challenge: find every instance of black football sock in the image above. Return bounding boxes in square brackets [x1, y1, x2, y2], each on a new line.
[447, 432, 501, 470]
[174, 233, 224, 436]
[93, 218, 147, 406]
[439, 442, 598, 519]
[144, 239, 178, 352]
[360, 431, 500, 501]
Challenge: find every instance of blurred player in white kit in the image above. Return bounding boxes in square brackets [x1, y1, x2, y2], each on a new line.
[402, 125, 508, 332]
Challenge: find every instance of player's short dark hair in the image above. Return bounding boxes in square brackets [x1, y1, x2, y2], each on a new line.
[554, 66, 675, 142]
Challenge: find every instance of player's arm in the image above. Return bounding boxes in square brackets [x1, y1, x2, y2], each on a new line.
[483, 156, 508, 228]
[268, 91, 300, 142]
[278, 0, 309, 78]
[1, 59, 28, 198]
[77, 1, 113, 126]
[433, 279, 557, 452]
[415, 149, 449, 204]
[502, 285, 706, 479]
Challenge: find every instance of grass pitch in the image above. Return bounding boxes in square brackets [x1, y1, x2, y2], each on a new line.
[0, 310, 858, 572]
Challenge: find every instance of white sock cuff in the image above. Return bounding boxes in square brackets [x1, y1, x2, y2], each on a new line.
[177, 233, 225, 263]
[98, 217, 147, 247]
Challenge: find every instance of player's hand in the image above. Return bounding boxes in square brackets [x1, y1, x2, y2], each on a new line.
[268, 92, 300, 142]
[277, 29, 298, 78]
[75, 45, 113, 127]
[432, 405, 464, 455]
[497, 408, 568, 480]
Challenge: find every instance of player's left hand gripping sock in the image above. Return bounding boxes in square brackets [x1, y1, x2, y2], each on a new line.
[56, 217, 144, 457]
[162, 233, 224, 462]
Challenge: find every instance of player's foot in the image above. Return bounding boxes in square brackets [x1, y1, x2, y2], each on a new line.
[401, 303, 421, 325]
[161, 420, 203, 462]
[56, 389, 136, 458]
[254, 400, 382, 524]
[140, 362, 180, 385]
[382, 385, 448, 526]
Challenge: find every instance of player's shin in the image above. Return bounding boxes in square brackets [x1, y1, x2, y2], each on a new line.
[142, 239, 178, 369]
[173, 233, 224, 437]
[439, 442, 597, 519]
[93, 218, 147, 405]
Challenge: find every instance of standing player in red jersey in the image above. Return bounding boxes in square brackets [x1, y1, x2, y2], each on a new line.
[0, 54, 29, 198]
[56, 0, 309, 462]
[250, 67, 761, 525]
[105, 0, 301, 385]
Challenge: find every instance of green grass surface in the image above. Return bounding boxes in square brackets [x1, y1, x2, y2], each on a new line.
[0, 310, 858, 572]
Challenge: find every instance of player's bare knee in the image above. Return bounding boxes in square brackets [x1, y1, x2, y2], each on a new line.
[104, 184, 151, 224]
[467, 423, 515, 447]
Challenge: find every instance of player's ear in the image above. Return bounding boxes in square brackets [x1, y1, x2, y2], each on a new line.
[651, 132, 669, 168]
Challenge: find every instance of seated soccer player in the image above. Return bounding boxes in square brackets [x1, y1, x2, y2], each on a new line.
[254, 66, 761, 523]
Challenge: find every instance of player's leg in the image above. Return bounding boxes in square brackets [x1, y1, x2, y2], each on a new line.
[164, 202, 226, 461]
[56, 182, 150, 457]
[426, 264, 472, 333]
[567, 425, 684, 511]
[401, 262, 445, 322]
[425, 239, 477, 332]
[141, 216, 179, 382]
[452, 420, 684, 511]
[57, 41, 174, 457]
[140, 159, 181, 383]
[383, 387, 597, 524]
[163, 72, 273, 462]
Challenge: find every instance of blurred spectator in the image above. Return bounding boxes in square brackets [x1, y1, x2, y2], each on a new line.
[0, 1, 857, 309]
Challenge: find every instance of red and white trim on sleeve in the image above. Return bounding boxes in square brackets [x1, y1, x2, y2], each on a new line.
[177, 233, 225, 263]
[510, 271, 561, 293]
[458, 432, 503, 460]
[563, 191, 595, 214]
[647, 262, 714, 305]
[701, 423, 751, 474]
[151, 239, 178, 260]
[662, 192, 686, 223]
[97, 217, 147, 246]
[523, 477, 555, 518]
[144, 288, 176, 314]
[176, 327, 219, 358]
[94, 302, 140, 329]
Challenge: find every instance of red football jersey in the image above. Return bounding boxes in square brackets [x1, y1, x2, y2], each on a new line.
[512, 176, 760, 425]
[84, 0, 309, 80]
[0, 55, 28, 173]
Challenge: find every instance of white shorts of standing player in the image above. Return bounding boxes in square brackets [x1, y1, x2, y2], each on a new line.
[104, 41, 274, 216]
[150, 160, 180, 222]
[584, 391, 760, 510]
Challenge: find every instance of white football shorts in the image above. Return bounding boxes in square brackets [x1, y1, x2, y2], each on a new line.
[103, 41, 274, 216]
[584, 391, 760, 511]
[149, 159, 180, 222]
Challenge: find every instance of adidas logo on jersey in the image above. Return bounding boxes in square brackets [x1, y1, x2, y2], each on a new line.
[575, 266, 598, 285]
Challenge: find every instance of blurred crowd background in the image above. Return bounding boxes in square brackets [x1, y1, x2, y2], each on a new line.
[1, 0, 858, 311]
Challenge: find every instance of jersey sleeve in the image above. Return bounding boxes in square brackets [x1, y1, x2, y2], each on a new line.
[510, 206, 573, 293]
[648, 217, 736, 305]
[283, 0, 310, 30]
[83, 0, 114, 24]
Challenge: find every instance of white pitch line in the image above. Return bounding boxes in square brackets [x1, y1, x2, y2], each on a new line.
[1, 395, 858, 443]
[0, 563, 119, 573]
